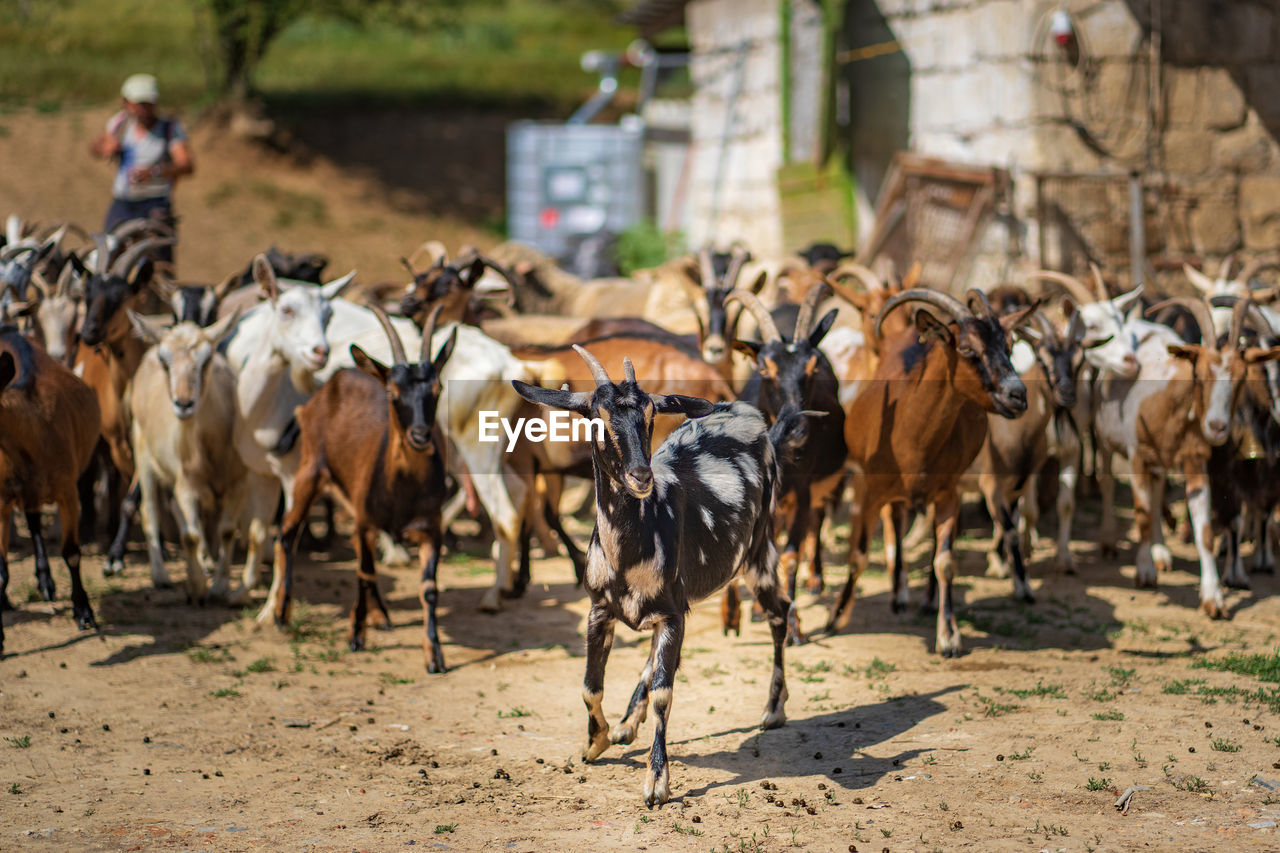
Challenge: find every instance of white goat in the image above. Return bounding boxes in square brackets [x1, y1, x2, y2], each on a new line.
[128, 310, 249, 604]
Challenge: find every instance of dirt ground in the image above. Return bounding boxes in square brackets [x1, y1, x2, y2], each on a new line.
[5, 108, 1280, 852]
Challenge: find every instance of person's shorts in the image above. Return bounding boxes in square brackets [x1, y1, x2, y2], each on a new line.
[104, 196, 176, 263]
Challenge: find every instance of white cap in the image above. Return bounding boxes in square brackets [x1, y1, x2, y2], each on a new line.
[121, 73, 159, 104]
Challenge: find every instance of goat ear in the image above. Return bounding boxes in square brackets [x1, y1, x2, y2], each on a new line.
[464, 257, 485, 288]
[68, 252, 90, 279]
[914, 309, 953, 344]
[1167, 343, 1200, 362]
[732, 339, 761, 360]
[0, 350, 14, 392]
[127, 309, 168, 345]
[1244, 345, 1280, 365]
[351, 344, 390, 383]
[429, 326, 458, 371]
[205, 307, 242, 348]
[807, 308, 839, 347]
[511, 379, 592, 415]
[253, 254, 280, 302]
[320, 270, 357, 301]
[651, 393, 716, 418]
[999, 301, 1040, 333]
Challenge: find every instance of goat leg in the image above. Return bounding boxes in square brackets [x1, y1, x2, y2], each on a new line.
[611, 632, 658, 745]
[748, 544, 797, 727]
[719, 583, 741, 636]
[542, 497, 586, 584]
[56, 492, 94, 632]
[1186, 466, 1227, 619]
[581, 603, 616, 763]
[931, 494, 963, 657]
[998, 502, 1035, 603]
[886, 503, 909, 614]
[104, 481, 140, 578]
[643, 613, 684, 808]
[508, 520, 532, 599]
[350, 528, 383, 650]
[417, 527, 446, 674]
[27, 510, 56, 603]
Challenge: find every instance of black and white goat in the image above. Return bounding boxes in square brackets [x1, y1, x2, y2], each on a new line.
[512, 346, 801, 808]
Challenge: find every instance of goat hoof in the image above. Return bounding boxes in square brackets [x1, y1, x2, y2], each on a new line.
[1017, 589, 1036, 605]
[1256, 563, 1275, 575]
[890, 599, 907, 615]
[37, 577, 56, 602]
[760, 706, 787, 730]
[478, 590, 502, 613]
[750, 602, 765, 623]
[103, 559, 124, 578]
[426, 658, 446, 675]
[75, 608, 97, 631]
[500, 585, 526, 600]
[642, 768, 670, 808]
[1200, 599, 1228, 620]
[349, 636, 365, 653]
[582, 733, 611, 763]
[610, 722, 638, 745]
[1224, 576, 1251, 591]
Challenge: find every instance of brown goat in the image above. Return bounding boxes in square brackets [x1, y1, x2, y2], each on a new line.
[273, 305, 458, 671]
[0, 327, 102, 654]
[831, 289, 1035, 656]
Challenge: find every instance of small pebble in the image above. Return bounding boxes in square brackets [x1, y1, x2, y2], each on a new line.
[691, 815, 701, 823]
[102, 724, 110, 732]
[143, 768, 150, 776]
[491, 749, 498, 756]
[1205, 721, 1213, 728]
[833, 767, 842, 775]
[143, 736, 151, 744]
[817, 783, 827, 790]
[996, 754, 1004, 761]
[48, 712, 54, 719]
[814, 752, 823, 760]
[1189, 747, 1196, 753]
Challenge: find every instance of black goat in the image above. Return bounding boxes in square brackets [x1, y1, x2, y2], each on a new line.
[512, 346, 800, 807]
[724, 284, 846, 621]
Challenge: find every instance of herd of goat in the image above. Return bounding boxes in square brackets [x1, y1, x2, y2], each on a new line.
[2, 214, 1280, 804]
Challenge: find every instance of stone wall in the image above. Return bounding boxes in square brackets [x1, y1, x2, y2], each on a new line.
[685, 0, 786, 255]
[859, 0, 1280, 290]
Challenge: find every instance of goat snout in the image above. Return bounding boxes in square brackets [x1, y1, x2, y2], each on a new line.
[306, 345, 330, 368]
[172, 398, 197, 419]
[624, 466, 654, 498]
[1206, 417, 1229, 442]
[406, 425, 433, 451]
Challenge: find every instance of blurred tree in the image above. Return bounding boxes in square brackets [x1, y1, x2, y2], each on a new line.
[194, 0, 472, 99]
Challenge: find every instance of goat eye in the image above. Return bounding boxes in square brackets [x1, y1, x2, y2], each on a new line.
[956, 346, 976, 359]
[280, 306, 295, 319]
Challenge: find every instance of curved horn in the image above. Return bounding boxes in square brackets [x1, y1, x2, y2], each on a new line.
[827, 261, 885, 292]
[1231, 297, 1276, 346]
[966, 287, 995, 318]
[419, 303, 445, 363]
[874, 288, 969, 339]
[110, 236, 174, 278]
[1026, 270, 1097, 307]
[109, 217, 173, 242]
[623, 356, 636, 384]
[368, 300, 408, 365]
[1220, 252, 1239, 281]
[0, 243, 37, 262]
[1239, 256, 1280, 286]
[400, 256, 418, 278]
[725, 289, 782, 343]
[1088, 262, 1109, 300]
[794, 280, 829, 339]
[697, 244, 717, 289]
[723, 242, 750, 289]
[92, 233, 112, 275]
[1030, 310, 1058, 343]
[572, 344, 612, 387]
[1146, 297, 1214, 342]
[407, 240, 449, 270]
[471, 252, 522, 291]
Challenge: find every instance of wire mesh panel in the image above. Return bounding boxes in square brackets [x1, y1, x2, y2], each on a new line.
[1035, 172, 1133, 287]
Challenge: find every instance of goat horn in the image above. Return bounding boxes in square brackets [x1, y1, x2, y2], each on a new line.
[109, 217, 173, 241]
[91, 233, 112, 275]
[1026, 270, 1097, 307]
[1239, 255, 1280, 286]
[1146, 297, 1215, 343]
[794, 279, 829, 339]
[56, 255, 78, 298]
[1227, 296, 1275, 346]
[572, 344, 613, 388]
[723, 242, 751, 289]
[1088, 262, 1109, 300]
[0, 244, 36, 262]
[697, 244, 717, 289]
[725, 289, 782, 343]
[400, 256, 418, 278]
[470, 252, 521, 291]
[1220, 252, 1239, 281]
[623, 356, 636, 384]
[368, 301, 409, 365]
[827, 261, 884, 292]
[420, 303, 446, 363]
[110, 236, 174, 278]
[1030, 310, 1058, 343]
[875, 288, 969, 339]
[966, 287, 996, 318]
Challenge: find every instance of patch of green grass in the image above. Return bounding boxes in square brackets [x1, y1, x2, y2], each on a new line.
[1091, 710, 1125, 721]
[1210, 737, 1241, 753]
[862, 657, 896, 680]
[7, 782, 20, 794]
[1171, 775, 1211, 794]
[1106, 666, 1137, 687]
[672, 820, 704, 836]
[246, 657, 275, 674]
[498, 707, 531, 719]
[1084, 687, 1117, 702]
[434, 824, 456, 834]
[187, 645, 233, 664]
[1193, 651, 1280, 682]
[209, 687, 241, 699]
[5, 736, 31, 749]
[379, 672, 414, 686]
[1008, 681, 1066, 700]
[974, 694, 1020, 718]
[1009, 747, 1034, 761]
[1162, 678, 1280, 712]
[1085, 777, 1112, 791]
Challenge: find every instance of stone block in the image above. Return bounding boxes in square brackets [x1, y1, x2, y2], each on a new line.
[1032, 123, 1105, 173]
[1162, 129, 1215, 176]
[1212, 118, 1275, 173]
[1164, 68, 1199, 128]
[1199, 68, 1248, 131]
[1240, 175, 1280, 250]
[1189, 196, 1241, 255]
[1078, 2, 1142, 58]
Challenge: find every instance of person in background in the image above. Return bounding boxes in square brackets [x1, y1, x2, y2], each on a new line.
[90, 73, 194, 257]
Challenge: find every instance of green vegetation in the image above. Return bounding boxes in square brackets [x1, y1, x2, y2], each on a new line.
[209, 687, 241, 698]
[1007, 681, 1066, 700]
[1084, 777, 1111, 791]
[1192, 651, 1280, 682]
[4, 736, 30, 749]
[0, 0, 638, 111]
[497, 706, 532, 718]
[1210, 737, 1241, 753]
[1091, 710, 1125, 721]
